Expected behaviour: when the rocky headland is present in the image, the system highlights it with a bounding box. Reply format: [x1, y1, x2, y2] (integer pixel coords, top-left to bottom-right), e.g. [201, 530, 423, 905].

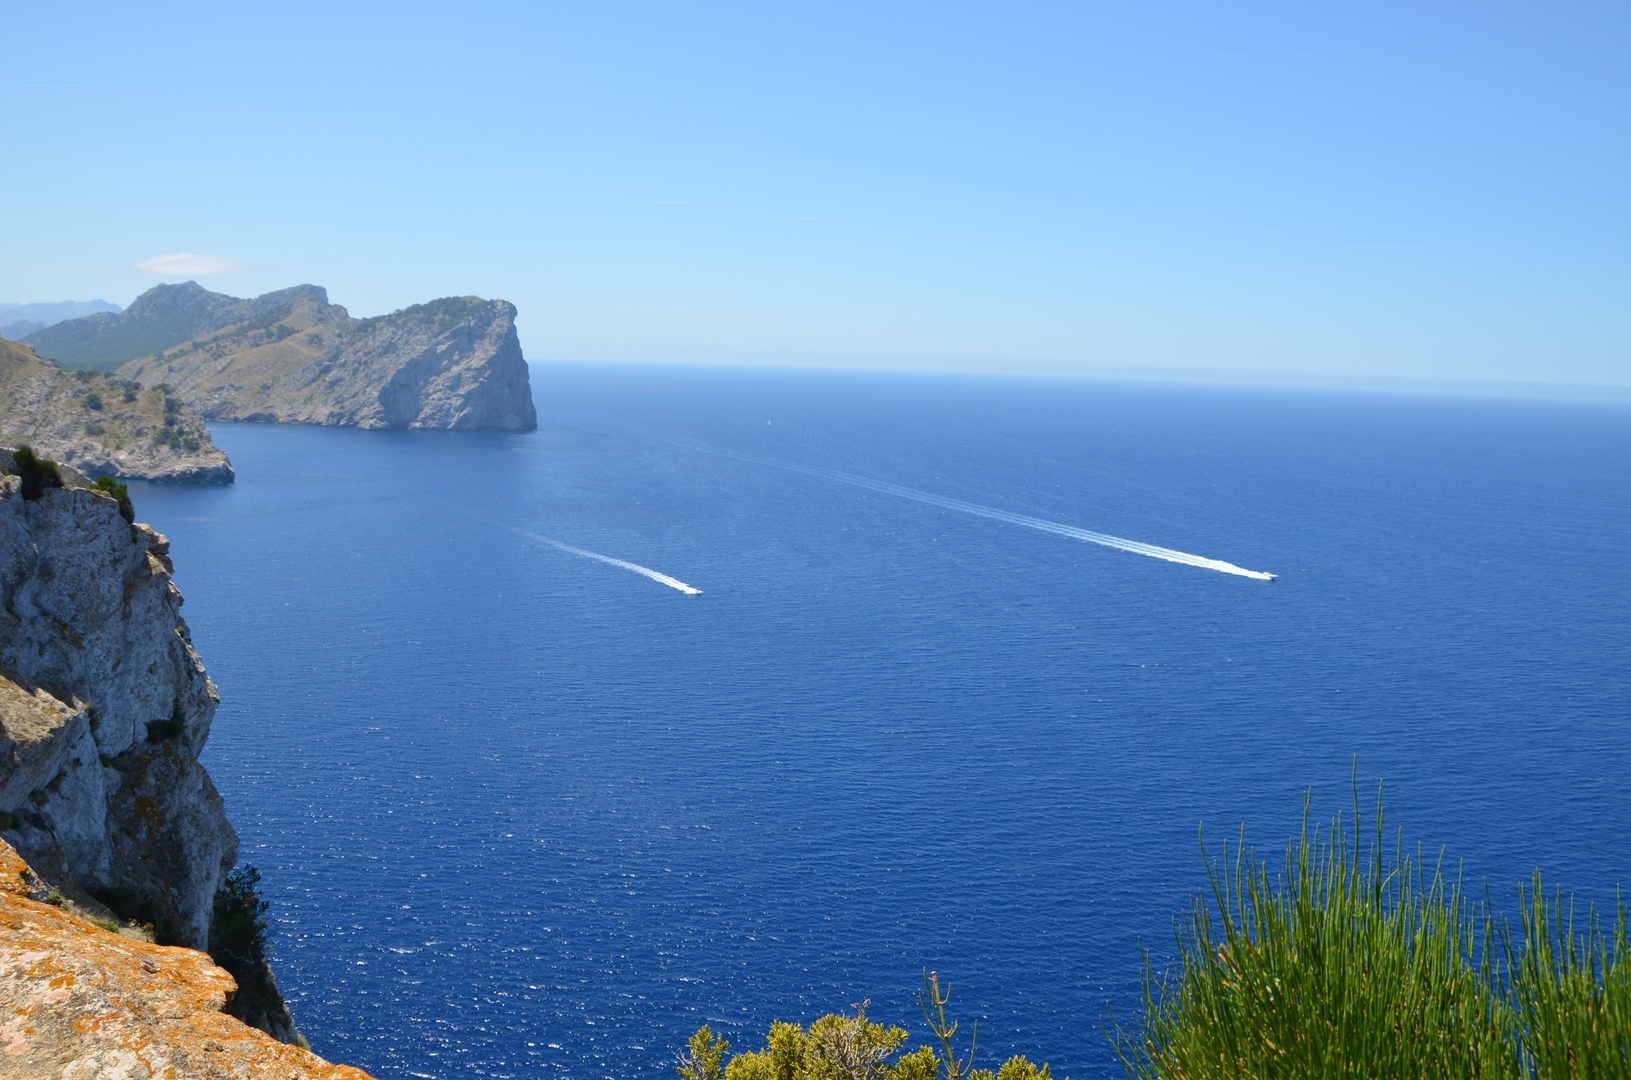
[0, 337, 234, 484]
[28, 281, 538, 432]
[0, 448, 374, 1075]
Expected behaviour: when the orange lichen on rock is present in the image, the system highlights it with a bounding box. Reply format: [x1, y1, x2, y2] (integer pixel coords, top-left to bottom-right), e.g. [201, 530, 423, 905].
[0, 838, 374, 1079]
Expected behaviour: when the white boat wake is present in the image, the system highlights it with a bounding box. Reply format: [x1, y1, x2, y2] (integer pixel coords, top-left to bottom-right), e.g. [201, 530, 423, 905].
[641, 432, 1276, 581]
[518, 530, 702, 594]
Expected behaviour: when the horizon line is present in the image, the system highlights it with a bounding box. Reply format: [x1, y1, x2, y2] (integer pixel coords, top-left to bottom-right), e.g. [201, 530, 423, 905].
[521, 355, 1631, 405]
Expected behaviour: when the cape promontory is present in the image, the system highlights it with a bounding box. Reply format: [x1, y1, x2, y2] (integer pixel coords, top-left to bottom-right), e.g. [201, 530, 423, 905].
[28, 282, 538, 432]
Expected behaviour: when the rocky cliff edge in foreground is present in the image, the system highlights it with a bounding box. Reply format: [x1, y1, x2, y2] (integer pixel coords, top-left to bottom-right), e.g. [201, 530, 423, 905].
[0, 465, 236, 951]
[0, 836, 375, 1079]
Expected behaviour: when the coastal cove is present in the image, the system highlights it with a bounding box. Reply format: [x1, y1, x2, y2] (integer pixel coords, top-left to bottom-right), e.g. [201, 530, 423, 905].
[134, 363, 1630, 1080]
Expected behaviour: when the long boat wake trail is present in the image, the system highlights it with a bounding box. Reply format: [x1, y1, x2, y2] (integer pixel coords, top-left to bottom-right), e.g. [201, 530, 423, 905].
[516, 530, 703, 594]
[638, 431, 1276, 581]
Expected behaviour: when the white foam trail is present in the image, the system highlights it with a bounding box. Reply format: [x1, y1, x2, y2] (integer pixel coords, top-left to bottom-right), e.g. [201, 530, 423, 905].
[519, 531, 702, 594]
[642, 432, 1276, 581]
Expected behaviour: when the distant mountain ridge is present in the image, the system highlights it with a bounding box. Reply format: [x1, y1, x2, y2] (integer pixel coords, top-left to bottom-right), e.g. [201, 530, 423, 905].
[0, 299, 120, 342]
[33, 283, 537, 432]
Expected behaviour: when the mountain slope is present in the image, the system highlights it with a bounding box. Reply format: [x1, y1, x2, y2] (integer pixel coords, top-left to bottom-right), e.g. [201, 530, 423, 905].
[0, 336, 233, 482]
[24, 283, 319, 373]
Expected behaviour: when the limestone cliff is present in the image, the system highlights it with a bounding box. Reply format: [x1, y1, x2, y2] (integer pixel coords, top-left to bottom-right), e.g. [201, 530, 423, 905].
[32, 281, 538, 431]
[0, 336, 235, 484]
[0, 836, 376, 1079]
[0, 459, 234, 953]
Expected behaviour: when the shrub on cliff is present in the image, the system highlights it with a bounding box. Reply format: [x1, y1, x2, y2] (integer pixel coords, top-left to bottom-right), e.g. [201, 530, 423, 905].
[211, 865, 271, 971]
[11, 445, 63, 500]
[210, 865, 293, 1033]
[209, 865, 304, 1045]
[90, 475, 134, 523]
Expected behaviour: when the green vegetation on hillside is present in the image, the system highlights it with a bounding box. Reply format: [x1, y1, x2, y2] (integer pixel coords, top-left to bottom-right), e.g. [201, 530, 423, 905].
[696, 793, 1628, 1080]
[365, 295, 480, 337]
[0, 335, 47, 386]
[210, 865, 273, 984]
[23, 281, 322, 372]
[1110, 788, 1629, 1079]
[5, 368, 209, 459]
[26, 306, 206, 372]
[0, 332, 223, 478]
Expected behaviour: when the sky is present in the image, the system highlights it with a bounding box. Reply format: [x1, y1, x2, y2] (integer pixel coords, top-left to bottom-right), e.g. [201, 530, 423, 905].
[3, 2, 1627, 390]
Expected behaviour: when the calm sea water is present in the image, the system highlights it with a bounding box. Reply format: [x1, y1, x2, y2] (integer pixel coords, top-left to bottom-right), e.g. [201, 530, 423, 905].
[131, 363, 1631, 1080]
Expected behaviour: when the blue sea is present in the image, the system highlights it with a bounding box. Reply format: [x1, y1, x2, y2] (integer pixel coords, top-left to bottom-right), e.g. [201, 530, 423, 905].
[130, 363, 1631, 1080]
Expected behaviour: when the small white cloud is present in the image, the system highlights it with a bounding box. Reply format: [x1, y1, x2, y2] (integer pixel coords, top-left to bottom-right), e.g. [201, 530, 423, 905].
[131, 252, 244, 277]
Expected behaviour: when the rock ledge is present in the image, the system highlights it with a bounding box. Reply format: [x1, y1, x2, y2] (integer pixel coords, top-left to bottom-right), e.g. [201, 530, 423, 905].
[0, 836, 375, 1079]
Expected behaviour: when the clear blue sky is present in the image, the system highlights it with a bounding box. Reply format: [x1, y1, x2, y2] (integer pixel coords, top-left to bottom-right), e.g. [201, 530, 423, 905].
[4, 2, 1627, 389]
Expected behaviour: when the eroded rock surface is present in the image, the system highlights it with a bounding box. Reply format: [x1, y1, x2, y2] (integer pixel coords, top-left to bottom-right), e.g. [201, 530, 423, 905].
[0, 836, 374, 1079]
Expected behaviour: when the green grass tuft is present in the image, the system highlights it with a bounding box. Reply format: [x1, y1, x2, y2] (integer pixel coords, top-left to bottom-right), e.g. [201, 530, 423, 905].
[1507, 877, 1631, 1078]
[1110, 785, 1629, 1080]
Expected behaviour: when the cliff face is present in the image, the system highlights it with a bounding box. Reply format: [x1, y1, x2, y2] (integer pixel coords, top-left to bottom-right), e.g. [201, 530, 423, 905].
[0, 337, 235, 484]
[0, 452, 380, 1075]
[114, 288, 538, 432]
[0, 836, 375, 1079]
[0, 465, 233, 949]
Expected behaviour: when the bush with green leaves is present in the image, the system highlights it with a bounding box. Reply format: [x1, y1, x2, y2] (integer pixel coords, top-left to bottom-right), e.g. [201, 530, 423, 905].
[11, 445, 63, 501]
[210, 864, 292, 1030]
[211, 865, 271, 971]
[679, 974, 1060, 1080]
